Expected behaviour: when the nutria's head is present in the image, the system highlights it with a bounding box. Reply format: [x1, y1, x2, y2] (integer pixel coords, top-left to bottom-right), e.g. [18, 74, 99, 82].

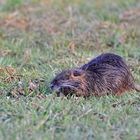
[50, 69, 90, 97]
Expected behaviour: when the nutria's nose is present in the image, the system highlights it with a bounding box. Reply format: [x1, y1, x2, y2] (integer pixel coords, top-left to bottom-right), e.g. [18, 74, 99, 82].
[50, 84, 54, 90]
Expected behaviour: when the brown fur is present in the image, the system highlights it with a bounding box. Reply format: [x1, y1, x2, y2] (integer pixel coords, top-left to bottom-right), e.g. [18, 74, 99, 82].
[50, 53, 140, 97]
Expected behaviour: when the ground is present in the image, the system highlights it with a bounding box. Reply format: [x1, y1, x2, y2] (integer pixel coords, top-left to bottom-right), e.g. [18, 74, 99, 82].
[0, 0, 140, 140]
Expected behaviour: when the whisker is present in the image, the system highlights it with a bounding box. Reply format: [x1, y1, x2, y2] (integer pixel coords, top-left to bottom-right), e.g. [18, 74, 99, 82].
[61, 84, 76, 89]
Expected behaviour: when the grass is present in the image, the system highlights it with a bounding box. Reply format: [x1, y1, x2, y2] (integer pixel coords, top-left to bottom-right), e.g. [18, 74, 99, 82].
[0, 0, 140, 139]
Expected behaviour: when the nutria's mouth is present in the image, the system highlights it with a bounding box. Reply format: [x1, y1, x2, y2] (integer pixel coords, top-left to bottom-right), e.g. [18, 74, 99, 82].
[55, 91, 65, 97]
[51, 84, 77, 97]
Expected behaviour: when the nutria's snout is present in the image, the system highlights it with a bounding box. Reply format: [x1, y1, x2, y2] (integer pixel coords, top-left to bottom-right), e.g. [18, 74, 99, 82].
[50, 53, 140, 97]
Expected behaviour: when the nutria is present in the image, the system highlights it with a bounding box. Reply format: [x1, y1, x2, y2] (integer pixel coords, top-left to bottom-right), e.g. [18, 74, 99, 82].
[50, 53, 140, 97]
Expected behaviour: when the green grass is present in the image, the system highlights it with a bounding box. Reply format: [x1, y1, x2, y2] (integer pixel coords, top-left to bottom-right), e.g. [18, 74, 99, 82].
[2, 0, 23, 11]
[0, 0, 140, 140]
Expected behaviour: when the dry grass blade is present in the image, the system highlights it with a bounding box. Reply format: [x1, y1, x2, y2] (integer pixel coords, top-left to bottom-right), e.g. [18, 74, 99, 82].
[77, 109, 92, 121]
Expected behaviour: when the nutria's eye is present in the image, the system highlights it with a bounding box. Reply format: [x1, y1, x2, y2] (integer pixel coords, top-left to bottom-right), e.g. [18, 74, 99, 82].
[73, 71, 81, 76]
[93, 63, 97, 67]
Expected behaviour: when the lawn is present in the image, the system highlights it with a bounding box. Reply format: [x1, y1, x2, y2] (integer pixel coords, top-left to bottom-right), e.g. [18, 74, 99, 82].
[0, 0, 140, 140]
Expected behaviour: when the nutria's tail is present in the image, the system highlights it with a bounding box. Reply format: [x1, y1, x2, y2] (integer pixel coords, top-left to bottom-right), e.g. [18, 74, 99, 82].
[134, 84, 140, 92]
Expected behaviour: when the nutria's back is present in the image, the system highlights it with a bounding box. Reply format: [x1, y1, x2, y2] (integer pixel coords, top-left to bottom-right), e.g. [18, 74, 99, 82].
[81, 53, 129, 71]
[51, 53, 139, 97]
